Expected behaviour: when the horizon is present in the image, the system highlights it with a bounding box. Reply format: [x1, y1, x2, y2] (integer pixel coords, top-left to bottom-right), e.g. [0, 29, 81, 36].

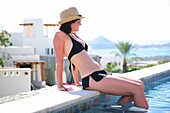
[1, 0, 170, 44]
[87, 36, 170, 45]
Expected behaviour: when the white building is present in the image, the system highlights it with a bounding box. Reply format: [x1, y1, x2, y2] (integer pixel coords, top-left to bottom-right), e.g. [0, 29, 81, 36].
[0, 19, 59, 88]
[9, 18, 58, 56]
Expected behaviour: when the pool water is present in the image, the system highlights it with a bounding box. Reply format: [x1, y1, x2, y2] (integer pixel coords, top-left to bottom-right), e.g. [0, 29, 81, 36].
[144, 77, 170, 113]
[83, 76, 170, 113]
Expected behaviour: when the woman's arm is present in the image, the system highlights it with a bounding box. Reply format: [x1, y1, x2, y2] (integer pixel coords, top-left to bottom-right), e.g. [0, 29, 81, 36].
[53, 32, 66, 90]
[71, 65, 82, 86]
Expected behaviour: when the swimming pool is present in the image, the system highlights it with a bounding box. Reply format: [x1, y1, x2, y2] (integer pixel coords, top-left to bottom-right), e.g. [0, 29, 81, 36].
[144, 76, 170, 113]
[82, 76, 170, 113]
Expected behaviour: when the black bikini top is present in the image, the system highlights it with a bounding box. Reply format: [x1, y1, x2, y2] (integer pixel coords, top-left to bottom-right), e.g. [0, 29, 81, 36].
[68, 34, 88, 61]
[67, 34, 88, 72]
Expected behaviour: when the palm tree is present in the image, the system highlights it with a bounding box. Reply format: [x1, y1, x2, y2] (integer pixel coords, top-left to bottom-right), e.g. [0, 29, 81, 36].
[113, 41, 136, 72]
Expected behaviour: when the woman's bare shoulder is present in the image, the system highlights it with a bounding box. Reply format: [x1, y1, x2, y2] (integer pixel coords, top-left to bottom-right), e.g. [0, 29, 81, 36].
[55, 31, 66, 37]
[53, 31, 67, 41]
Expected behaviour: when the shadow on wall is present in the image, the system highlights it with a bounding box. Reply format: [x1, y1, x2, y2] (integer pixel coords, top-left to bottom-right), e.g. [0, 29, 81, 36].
[40, 56, 72, 86]
[40, 55, 101, 86]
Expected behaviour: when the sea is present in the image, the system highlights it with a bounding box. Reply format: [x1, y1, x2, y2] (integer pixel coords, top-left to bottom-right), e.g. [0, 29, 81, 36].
[88, 47, 170, 58]
[89, 47, 170, 68]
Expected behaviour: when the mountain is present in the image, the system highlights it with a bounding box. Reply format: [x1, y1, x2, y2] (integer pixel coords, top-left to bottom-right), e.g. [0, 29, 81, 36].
[87, 36, 116, 49]
[88, 37, 170, 49]
[161, 42, 170, 47]
[134, 42, 170, 48]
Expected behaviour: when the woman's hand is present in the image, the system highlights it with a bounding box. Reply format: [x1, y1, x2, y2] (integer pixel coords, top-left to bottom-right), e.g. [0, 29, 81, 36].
[75, 81, 82, 86]
[58, 86, 73, 91]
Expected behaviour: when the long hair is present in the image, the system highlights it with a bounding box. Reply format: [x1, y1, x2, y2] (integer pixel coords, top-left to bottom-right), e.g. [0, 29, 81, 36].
[59, 19, 79, 34]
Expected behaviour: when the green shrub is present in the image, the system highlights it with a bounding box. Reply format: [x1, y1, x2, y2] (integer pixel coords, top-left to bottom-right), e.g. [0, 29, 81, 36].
[105, 61, 122, 73]
[158, 60, 170, 64]
[0, 58, 5, 67]
[0, 29, 12, 67]
[0, 30, 12, 47]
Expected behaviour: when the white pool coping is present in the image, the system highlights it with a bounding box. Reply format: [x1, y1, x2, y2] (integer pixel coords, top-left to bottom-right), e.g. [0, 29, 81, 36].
[0, 62, 170, 113]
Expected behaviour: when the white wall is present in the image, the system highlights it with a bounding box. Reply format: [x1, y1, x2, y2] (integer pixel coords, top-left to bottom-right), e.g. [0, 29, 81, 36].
[22, 19, 46, 55]
[0, 68, 31, 97]
[10, 33, 23, 46]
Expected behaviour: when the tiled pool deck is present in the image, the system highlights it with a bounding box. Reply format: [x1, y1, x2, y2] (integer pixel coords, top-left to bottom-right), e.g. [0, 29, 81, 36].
[0, 62, 170, 113]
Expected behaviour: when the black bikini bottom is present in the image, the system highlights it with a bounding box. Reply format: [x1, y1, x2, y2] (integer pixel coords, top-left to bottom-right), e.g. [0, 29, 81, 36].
[82, 70, 107, 90]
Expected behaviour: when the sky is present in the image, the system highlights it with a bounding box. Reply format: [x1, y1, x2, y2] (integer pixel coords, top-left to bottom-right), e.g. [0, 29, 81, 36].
[1, 0, 170, 45]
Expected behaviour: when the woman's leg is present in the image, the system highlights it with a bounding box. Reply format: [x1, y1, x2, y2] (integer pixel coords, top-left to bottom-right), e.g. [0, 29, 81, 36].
[116, 75, 145, 88]
[117, 95, 133, 105]
[115, 75, 145, 104]
[87, 75, 148, 109]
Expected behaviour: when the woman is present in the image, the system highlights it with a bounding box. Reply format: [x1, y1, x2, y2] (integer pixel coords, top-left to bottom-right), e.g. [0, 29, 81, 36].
[53, 7, 149, 109]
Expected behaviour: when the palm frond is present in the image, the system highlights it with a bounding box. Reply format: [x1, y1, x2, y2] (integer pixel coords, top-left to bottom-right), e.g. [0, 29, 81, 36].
[113, 40, 136, 72]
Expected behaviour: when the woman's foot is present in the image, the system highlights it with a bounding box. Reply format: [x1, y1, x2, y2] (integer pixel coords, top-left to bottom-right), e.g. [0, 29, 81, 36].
[127, 106, 148, 112]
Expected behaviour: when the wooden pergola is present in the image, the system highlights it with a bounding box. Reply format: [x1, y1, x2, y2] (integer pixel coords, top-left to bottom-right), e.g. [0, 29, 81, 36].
[43, 24, 59, 37]
[19, 23, 33, 26]
[43, 24, 59, 26]
[19, 23, 59, 26]
[20, 23, 59, 37]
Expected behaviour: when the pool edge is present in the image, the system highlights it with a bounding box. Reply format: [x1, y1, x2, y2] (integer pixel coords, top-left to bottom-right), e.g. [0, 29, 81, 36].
[0, 62, 170, 113]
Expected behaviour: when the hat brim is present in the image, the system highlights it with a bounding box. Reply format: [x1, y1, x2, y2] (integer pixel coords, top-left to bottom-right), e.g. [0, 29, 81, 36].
[58, 16, 85, 25]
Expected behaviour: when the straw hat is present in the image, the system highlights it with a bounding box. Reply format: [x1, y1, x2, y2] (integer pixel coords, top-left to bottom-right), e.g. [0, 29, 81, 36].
[58, 7, 85, 25]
